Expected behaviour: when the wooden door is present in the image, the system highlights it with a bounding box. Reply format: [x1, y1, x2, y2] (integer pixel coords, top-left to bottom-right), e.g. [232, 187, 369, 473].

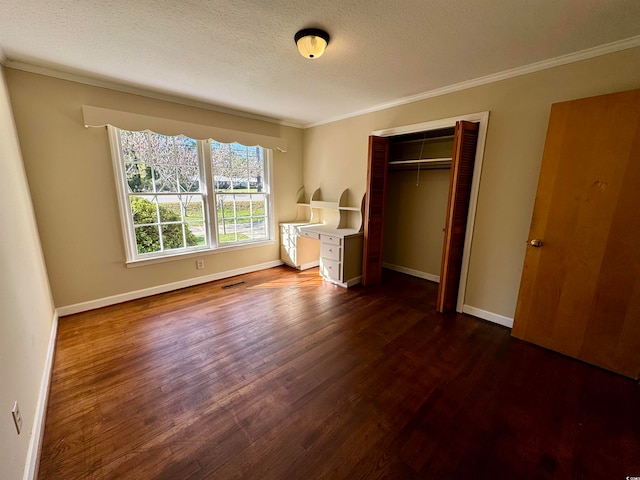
[436, 121, 479, 313]
[362, 136, 389, 286]
[512, 89, 640, 379]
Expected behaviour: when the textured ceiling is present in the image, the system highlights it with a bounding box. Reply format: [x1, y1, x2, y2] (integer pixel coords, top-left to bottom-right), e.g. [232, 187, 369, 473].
[1, 0, 640, 127]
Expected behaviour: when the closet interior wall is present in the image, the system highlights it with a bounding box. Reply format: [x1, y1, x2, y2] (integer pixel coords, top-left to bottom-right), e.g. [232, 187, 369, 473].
[383, 128, 455, 281]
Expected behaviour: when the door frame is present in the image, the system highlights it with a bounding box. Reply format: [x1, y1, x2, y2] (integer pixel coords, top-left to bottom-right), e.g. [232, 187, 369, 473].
[371, 111, 489, 312]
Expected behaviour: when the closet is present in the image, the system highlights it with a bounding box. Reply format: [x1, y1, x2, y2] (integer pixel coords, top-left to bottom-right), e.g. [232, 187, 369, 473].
[363, 120, 480, 313]
[384, 127, 454, 284]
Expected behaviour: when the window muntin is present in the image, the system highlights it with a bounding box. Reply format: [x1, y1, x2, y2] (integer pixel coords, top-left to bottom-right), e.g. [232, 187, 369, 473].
[111, 128, 272, 262]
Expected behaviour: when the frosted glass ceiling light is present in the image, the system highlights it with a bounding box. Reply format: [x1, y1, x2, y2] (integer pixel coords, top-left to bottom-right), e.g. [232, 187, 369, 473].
[294, 28, 330, 59]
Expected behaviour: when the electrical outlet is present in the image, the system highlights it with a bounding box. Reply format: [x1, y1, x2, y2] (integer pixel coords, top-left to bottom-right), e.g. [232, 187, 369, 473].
[12, 401, 22, 434]
[196, 259, 205, 270]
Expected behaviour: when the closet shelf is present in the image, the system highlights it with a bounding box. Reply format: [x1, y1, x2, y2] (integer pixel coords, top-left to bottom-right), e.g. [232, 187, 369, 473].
[389, 157, 452, 170]
[393, 135, 455, 145]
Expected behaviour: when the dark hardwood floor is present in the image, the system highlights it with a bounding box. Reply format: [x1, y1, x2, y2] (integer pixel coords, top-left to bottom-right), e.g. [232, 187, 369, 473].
[38, 267, 640, 479]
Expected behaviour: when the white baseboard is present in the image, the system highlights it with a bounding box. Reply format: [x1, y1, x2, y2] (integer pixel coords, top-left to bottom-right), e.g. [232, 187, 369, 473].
[321, 275, 362, 289]
[57, 260, 283, 317]
[344, 275, 362, 288]
[382, 263, 512, 328]
[23, 310, 58, 480]
[462, 305, 514, 328]
[382, 262, 440, 283]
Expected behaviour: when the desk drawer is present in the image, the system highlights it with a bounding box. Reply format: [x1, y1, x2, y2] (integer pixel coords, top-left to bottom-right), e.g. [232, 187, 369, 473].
[298, 229, 320, 240]
[321, 243, 341, 261]
[321, 258, 341, 282]
[321, 234, 341, 246]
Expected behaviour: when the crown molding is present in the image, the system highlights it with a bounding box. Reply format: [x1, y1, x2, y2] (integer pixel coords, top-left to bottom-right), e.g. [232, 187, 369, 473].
[4, 34, 640, 130]
[305, 35, 640, 128]
[2, 60, 305, 129]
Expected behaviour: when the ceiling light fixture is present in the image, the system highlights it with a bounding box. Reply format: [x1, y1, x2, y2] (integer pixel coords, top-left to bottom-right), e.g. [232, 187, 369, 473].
[294, 28, 330, 59]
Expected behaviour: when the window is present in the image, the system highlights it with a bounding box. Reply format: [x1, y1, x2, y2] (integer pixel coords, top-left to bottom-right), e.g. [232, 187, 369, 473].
[109, 127, 273, 263]
[211, 141, 268, 245]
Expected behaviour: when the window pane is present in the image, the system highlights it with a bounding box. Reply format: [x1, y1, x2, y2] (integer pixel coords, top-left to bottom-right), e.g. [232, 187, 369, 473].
[211, 142, 232, 191]
[149, 133, 174, 165]
[175, 136, 198, 166]
[153, 165, 177, 192]
[120, 131, 149, 164]
[187, 222, 205, 246]
[218, 221, 239, 244]
[232, 178, 249, 192]
[235, 199, 250, 219]
[158, 197, 183, 222]
[125, 162, 154, 193]
[217, 195, 235, 220]
[248, 147, 264, 191]
[135, 225, 161, 253]
[213, 175, 230, 190]
[211, 141, 257, 193]
[251, 219, 267, 238]
[130, 196, 159, 225]
[178, 164, 200, 192]
[161, 224, 185, 250]
[183, 197, 204, 221]
[251, 195, 265, 216]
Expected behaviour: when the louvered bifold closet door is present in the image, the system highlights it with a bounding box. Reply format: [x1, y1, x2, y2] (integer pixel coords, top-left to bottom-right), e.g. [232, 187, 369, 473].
[436, 121, 479, 313]
[362, 135, 390, 286]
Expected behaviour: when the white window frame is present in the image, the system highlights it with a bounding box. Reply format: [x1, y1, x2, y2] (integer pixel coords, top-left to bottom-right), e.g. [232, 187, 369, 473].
[108, 126, 275, 265]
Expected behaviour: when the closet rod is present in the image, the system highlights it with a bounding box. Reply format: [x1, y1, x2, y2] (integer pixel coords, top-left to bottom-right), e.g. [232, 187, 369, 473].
[388, 158, 451, 172]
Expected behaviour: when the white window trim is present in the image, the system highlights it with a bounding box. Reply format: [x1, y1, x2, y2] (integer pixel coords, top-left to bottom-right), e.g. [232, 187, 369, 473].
[107, 126, 276, 266]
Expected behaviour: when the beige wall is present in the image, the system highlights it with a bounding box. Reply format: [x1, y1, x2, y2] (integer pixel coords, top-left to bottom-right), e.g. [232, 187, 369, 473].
[5, 69, 304, 308]
[304, 47, 640, 319]
[0, 67, 55, 480]
[384, 168, 449, 277]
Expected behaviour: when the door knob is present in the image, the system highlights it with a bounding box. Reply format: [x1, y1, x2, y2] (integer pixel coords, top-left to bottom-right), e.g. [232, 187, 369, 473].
[530, 239, 543, 247]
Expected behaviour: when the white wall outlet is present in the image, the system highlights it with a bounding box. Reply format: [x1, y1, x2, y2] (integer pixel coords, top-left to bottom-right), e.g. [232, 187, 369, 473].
[196, 259, 205, 270]
[12, 401, 22, 434]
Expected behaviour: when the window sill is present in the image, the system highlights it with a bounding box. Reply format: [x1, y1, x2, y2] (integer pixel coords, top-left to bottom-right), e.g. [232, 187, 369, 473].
[125, 239, 277, 268]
